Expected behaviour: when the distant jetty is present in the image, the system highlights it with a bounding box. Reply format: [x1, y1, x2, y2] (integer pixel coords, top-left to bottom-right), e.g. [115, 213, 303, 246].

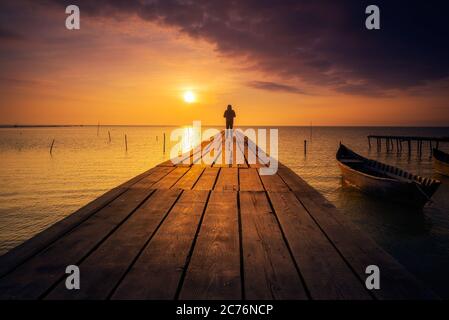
[368, 134, 449, 156]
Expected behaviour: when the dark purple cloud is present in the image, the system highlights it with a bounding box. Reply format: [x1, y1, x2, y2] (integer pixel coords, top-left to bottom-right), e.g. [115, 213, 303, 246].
[0, 28, 23, 41]
[9, 0, 449, 96]
[247, 81, 306, 95]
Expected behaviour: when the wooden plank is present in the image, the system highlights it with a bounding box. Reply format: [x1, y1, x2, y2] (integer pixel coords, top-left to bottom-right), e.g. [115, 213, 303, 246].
[151, 167, 190, 189]
[0, 186, 158, 299]
[194, 135, 222, 167]
[112, 190, 209, 299]
[175, 138, 215, 166]
[212, 139, 228, 167]
[130, 166, 175, 189]
[245, 136, 268, 168]
[157, 139, 210, 167]
[45, 189, 182, 300]
[180, 191, 241, 299]
[0, 188, 126, 279]
[267, 191, 371, 300]
[0, 166, 169, 278]
[214, 167, 239, 191]
[240, 191, 308, 299]
[193, 138, 220, 165]
[194, 167, 220, 191]
[260, 173, 290, 192]
[188, 132, 223, 166]
[276, 166, 315, 194]
[239, 168, 264, 191]
[172, 166, 204, 190]
[236, 134, 250, 168]
[157, 160, 175, 167]
[158, 142, 209, 167]
[231, 136, 247, 168]
[277, 166, 438, 299]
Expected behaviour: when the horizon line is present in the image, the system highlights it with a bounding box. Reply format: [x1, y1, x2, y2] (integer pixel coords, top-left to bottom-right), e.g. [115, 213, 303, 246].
[1, 124, 449, 128]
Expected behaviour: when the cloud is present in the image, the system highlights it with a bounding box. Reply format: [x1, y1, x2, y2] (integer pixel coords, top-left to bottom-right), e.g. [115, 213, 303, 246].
[0, 27, 23, 41]
[247, 81, 306, 95]
[26, 0, 449, 96]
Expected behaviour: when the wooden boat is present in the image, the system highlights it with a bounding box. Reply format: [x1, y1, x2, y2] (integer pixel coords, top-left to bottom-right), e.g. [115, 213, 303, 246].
[433, 148, 449, 176]
[336, 144, 440, 207]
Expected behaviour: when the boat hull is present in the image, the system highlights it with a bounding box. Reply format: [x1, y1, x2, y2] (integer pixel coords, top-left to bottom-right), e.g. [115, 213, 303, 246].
[337, 162, 429, 207]
[434, 157, 449, 176]
[433, 149, 449, 176]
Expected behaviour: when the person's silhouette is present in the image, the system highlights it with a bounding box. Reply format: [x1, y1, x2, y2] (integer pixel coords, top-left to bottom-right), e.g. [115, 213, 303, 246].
[223, 105, 236, 129]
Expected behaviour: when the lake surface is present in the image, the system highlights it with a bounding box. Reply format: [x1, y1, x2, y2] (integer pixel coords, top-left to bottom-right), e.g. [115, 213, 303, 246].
[1, 126, 449, 297]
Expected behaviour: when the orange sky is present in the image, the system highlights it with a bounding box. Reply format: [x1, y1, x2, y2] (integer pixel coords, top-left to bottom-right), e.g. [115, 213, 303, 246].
[1, 3, 449, 126]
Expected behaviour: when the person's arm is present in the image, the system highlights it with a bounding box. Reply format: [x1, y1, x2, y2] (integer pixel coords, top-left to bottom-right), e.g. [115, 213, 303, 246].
[223, 111, 227, 118]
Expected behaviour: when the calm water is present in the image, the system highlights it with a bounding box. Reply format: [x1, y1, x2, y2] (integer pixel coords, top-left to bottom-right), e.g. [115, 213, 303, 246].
[1, 126, 449, 297]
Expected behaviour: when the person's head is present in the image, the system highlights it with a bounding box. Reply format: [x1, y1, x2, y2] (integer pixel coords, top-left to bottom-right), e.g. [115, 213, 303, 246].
[227, 104, 232, 110]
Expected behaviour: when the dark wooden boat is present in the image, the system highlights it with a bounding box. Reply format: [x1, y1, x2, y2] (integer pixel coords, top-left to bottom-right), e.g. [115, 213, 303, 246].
[336, 144, 440, 207]
[433, 148, 449, 176]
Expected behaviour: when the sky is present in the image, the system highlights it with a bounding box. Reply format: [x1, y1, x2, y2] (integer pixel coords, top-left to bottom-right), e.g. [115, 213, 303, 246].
[1, 0, 449, 126]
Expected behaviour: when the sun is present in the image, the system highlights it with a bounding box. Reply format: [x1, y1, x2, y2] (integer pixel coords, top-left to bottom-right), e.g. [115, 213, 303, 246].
[183, 91, 196, 104]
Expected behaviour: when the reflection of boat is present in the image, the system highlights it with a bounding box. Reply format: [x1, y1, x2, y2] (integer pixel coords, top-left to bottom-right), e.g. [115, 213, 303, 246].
[433, 148, 449, 176]
[336, 144, 440, 208]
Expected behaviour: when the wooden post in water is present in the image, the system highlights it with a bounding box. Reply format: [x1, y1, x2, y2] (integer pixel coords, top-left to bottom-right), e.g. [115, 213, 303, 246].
[125, 134, 128, 152]
[97, 122, 100, 136]
[310, 122, 312, 141]
[417, 140, 421, 158]
[304, 140, 307, 155]
[407, 140, 411, 155]
[49, 139, 55, 155]
[108, 131, 111, 143]
[368, 137, 371, 149]
[163, 133, 166, 153]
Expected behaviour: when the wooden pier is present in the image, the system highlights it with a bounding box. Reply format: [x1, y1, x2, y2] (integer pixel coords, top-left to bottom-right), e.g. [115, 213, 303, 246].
[0, 131, 437, 300]
[368, 135, 449, 156]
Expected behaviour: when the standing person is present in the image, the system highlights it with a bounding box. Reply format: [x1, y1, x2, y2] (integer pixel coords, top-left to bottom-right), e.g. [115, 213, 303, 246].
[223, 104, 236, 129]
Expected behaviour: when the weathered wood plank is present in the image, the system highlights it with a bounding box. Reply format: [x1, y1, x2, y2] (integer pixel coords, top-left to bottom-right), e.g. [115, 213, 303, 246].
[151, 167, 190, 189]
[112, 190, 209, 299]
[260, 173, 290, 192]
[0, 186, 158, 299]
[244, 134, 268, 168]
[230, 136, 247, 168]
[180, 191, 241, 299]
[172, 166, 204, 190]
[176, 138, 216, 166]
[239, 168, 264, 192]
[194, 167, 220, 191]
[45, 189, 182, 300]
[214, 167, 239, 191]
[130, 166, 175, 190]
[277, 166, 438, 299]
[235, 134, 250, 168]
[240, 191, 308, 299]
[0, 166, 170, 279]
[194, 135, 222, 167]
[212, 139, 228, 168]
[267, 191, 371, 300]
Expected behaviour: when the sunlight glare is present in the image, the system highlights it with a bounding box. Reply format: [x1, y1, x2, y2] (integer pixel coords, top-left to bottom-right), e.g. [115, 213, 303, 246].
[183, 91, 196, 104]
